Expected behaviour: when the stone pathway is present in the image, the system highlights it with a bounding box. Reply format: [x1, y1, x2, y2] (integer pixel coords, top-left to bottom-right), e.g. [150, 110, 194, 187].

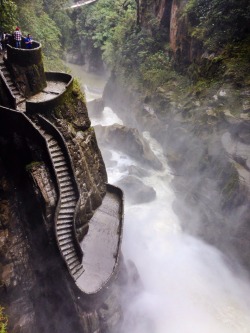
[27, 81, 67, 103]
[76, 188, 122, 294]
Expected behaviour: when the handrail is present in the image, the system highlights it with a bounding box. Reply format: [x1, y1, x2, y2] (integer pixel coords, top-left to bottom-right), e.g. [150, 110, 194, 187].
[37, 114, 83, 260]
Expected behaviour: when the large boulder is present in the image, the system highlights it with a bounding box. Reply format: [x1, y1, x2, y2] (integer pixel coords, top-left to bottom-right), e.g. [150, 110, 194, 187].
[94, 124, 163, 170]
[115, 175, 156, 204]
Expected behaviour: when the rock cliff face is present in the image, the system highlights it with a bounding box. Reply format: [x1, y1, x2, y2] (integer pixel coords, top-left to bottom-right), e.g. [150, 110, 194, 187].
[140, 0, 198, 66]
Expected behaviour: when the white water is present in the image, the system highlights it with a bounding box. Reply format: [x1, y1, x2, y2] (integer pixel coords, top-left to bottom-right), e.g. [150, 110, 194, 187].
[69, 64, 250, 332]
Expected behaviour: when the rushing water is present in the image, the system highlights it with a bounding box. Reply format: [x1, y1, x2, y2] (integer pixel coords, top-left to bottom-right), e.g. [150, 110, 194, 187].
[67, 63, 250, 333]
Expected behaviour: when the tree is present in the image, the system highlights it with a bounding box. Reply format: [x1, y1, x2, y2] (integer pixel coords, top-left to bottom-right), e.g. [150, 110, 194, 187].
[0, 0, 17, 32]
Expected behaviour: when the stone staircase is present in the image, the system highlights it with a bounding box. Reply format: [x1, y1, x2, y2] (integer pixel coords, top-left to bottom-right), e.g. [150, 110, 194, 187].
[0, 61, 26, 111]
[35, 121, 84, 281]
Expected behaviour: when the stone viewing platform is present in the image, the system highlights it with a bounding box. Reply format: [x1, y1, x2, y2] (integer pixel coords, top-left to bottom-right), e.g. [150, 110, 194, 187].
[77, 184, 123, 294]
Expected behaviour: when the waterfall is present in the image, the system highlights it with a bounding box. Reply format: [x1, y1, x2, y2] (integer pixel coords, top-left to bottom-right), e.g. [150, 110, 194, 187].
[67, 63, 250, 333]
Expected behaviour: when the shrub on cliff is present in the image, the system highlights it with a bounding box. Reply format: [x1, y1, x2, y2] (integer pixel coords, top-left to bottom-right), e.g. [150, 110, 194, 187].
[0, 306, 7, 333]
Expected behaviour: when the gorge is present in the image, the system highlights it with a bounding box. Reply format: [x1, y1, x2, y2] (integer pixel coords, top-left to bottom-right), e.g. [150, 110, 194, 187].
[0, 0, 250, 332]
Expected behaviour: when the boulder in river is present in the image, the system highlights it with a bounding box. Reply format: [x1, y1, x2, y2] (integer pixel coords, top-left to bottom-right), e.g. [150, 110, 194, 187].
[115, 175, 156, 204]
[94, 124, 163, 170]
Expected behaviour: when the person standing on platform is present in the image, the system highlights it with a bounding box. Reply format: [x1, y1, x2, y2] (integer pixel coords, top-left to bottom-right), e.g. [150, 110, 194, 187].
[24, 34, 32, 49]
[13, 27, 22, 48]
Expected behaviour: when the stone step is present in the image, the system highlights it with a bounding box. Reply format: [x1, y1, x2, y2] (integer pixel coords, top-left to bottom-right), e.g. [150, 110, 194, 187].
[61, 243, 73, 251]
[57, 212, 73, 219]
[48, 139, 58, 146]
[57, 224, 72, 231]
[61, 201, 76, 208]
[58, 172, 71, 181]
[73, 267, 84, 280]
[56, 165, 68, 173]
[61, 197, 76, 205]
[57, 216, 73, 222]
[72, 264, 83, 277]
[58, 233, 72, 241]
[54, 161, 67, 168]
[60, 186, 74, 194]
[69, 261, 80, 272]
[45, 134, 54, 141]
[59, 207, 75, 214]
[57, 218, 72, 224]
[63, 249, 77, 260]
[57, 228, 72, 236]
[51, 150, 63, 157]
[67, 256, 79, 266]
[59, 238, 73, 246]
[52, 156, 65, 163]
[56, 170, 70, 178]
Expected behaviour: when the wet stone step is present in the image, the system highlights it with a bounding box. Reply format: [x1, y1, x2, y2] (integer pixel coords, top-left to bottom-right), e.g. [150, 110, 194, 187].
[56, 166, 68, 173]
[67, 254, 78, 263]
[60, 188, 75, 195]
[48, 139, 58, 146]
[72, 264, 83, 276]
[57, 218, 73, 224]
[56, 171, 70, 178]
[45, 134, 54, 140]
[52, 156, 65, 162]
[58, 233, 72, 240]
[57, 219, 72, 225]
[51, 152, 64, 159]
[59, 177, 72, 183]
[73, 268, 84, 281]
[59, 181, 73, 188]
[64, 250, 77, 260]
[59, 207, 75, 214]
[57, 229, 72, 236]
[57, 213, 73, 219]
[54, 160, 67, 166]
[61, 197, 76, 204]
[61, 243, 73, 251]
[58, 176, 71, 182]
[61, 202, 76, 209]
[57, 225, 72, 231]
[69, 261, 79, 271]
[68, 261, 80, 271]
[59, 238, 73, 246]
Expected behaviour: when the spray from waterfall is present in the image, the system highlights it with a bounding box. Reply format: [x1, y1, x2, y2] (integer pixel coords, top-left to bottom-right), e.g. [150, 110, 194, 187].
[67, 62, 250, 333]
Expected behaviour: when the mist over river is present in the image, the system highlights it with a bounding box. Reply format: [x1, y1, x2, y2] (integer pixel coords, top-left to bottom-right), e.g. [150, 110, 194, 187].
[67, 63, 250, 332]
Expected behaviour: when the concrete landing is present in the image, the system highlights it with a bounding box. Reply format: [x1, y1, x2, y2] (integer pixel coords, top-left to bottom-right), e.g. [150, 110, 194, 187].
[76, 185, 123, 294]
[27, 80, 67, 103]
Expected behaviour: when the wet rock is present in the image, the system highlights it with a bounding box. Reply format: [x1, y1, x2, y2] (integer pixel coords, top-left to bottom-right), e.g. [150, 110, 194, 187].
[87, 98, 104, 118]
[94, 124, 163, 170]
[115, 175, 156, 204]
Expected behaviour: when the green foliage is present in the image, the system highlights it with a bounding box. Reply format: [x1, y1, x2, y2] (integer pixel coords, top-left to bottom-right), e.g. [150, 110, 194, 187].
[184, 0, 250, 51]
[25, 161, 43, 172]
[0, 306, 8, 333]
[11, 0, 65, 71]
[0, 0, 17, 32]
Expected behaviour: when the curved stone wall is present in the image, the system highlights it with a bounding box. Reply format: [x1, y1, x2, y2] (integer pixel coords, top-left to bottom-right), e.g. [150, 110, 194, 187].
[5, 41, 46, 97]
[26, 72, 73, 114]
[7, 41, 42, 67]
